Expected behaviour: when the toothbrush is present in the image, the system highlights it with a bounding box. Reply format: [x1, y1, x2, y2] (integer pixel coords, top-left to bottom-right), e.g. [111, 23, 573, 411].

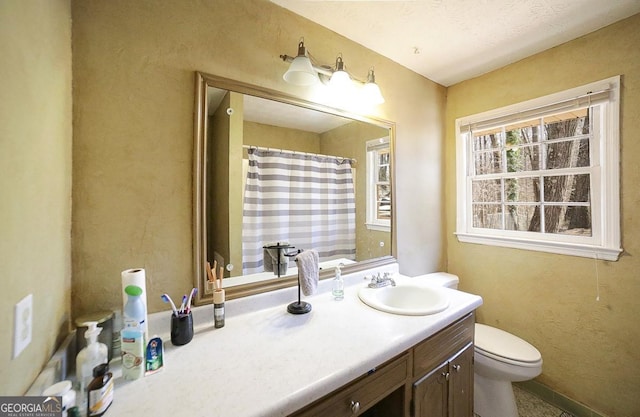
[186, 287, 198, 313]
[179, 295, 187, 314]
[160, 294, 178, 316]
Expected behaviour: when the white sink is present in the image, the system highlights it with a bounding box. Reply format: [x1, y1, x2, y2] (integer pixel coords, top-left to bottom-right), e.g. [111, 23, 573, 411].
[358, 284, 450, 316]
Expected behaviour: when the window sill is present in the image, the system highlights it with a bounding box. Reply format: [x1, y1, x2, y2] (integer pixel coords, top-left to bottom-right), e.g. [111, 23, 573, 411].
[366, 223, 391, 232]
[455, 232, 622, 261]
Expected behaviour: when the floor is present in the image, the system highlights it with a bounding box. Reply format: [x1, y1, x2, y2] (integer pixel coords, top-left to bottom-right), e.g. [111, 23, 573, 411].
[474, 385, 575, 417]
[514, 386, 575, 417]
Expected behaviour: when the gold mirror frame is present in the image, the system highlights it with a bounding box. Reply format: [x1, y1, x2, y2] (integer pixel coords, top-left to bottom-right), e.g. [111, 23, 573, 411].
[192, 71, 397, 305]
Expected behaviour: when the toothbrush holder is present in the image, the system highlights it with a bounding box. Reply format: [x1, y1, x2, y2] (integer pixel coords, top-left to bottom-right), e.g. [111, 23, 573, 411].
[170, 312, 193, 346]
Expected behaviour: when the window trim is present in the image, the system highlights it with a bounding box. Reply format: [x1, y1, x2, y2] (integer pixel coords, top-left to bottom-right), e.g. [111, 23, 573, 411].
[455, 76, 621, 261]
[366, 137, 391, 232]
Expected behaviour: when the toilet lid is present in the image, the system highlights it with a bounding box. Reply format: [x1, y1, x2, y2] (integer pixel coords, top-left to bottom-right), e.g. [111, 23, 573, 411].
[475, 323, 541, 363]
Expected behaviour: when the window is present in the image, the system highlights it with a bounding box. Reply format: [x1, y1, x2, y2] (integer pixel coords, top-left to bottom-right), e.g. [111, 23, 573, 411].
[366, 137, 391, 231]
[455, 76, 621, 260]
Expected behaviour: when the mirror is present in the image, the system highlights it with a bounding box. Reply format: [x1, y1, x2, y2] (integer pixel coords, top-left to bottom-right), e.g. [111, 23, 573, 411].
[193, 72, 396, 304]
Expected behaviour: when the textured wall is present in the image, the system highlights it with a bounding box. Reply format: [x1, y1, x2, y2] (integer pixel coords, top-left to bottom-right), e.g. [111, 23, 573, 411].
[71, 0, 446, 317]
[0, 0, 72, 394]
[445, 14, 640, 417]
[319, 121, 392, 261]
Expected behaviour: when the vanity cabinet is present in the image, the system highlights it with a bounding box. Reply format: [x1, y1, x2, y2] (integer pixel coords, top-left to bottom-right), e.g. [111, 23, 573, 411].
[289, 313, 475, 417]
[412, 344, 473, 417]
[412, 314, 474, 417]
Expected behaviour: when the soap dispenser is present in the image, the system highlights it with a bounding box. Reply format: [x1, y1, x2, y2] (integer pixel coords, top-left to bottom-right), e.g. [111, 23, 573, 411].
[75, 322, 108, 413]
[332, 263, 344, 300]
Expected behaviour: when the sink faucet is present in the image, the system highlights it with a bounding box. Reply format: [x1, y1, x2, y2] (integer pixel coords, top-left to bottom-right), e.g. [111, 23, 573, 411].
[368, 272, 396, 288]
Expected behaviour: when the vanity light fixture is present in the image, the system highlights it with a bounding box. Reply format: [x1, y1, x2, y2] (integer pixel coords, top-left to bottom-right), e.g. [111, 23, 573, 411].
[280, 38, 385, 104]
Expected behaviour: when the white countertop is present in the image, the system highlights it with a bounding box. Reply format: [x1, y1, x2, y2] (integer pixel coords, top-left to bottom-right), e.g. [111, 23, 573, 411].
[108, 264, 482, 417]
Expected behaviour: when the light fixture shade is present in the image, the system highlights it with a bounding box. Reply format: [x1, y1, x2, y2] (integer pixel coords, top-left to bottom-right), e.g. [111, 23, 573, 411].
[283, 55, 317, 86]
[362, 68, 385, 104]
[329, 70, 351, 89]
[362, 82, 385, 104]
[329, 55, 352, 89]
[283, 40, 318, 86]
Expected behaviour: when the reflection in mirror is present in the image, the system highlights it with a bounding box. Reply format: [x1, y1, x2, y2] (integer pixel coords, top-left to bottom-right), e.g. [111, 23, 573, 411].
[193, 72, 396, 304]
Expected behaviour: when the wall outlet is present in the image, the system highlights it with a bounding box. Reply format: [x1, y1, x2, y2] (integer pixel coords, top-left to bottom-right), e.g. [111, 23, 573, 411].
[13, 293, 33, 359]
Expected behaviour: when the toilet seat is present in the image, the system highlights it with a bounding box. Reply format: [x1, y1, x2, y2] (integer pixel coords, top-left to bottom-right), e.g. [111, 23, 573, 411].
[475, 323, 542, 367]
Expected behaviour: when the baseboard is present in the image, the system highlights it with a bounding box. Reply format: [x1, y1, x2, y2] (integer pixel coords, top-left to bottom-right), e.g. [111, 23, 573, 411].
[514, 380, 606, 417]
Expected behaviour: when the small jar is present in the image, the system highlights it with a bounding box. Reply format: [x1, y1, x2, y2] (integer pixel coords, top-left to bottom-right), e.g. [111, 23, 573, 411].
[87, 363, 113, 416]
[42, 380, 76, 413]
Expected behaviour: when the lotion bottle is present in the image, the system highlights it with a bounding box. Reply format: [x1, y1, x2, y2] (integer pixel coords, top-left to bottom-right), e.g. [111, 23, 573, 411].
[121, 327, 145, 380]
[332, 263, 344, 300]
[75, 322, 108, 413]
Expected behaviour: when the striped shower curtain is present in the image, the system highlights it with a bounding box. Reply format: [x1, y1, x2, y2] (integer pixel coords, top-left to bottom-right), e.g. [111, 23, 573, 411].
[242, 148, 356, 275]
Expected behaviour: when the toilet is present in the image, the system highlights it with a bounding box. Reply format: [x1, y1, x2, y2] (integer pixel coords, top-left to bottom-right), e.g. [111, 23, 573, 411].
[474, 323, 542, 417]
[412, 272, 543, 417]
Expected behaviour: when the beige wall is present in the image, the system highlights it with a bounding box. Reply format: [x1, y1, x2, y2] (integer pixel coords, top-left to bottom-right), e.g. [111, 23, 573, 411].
[445, 14, 640, 417]
[320, 121, 392, 261]
[0, 0, 72, 394]
[244, 121, 321, 152]
[71, 0, 446, 316]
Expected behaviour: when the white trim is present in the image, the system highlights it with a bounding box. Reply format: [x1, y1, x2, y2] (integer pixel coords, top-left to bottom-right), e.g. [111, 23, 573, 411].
[366, 137, 391, 232]
[455, 232, 622, 261]
[455, 76, 622, 261]
[365, 222, 391, 232]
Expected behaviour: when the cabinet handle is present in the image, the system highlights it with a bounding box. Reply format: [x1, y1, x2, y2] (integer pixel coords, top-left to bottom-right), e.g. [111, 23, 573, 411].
[452, 364, 461, 372]
[350, 400, 361, 414]
[441, 371, 450, 381]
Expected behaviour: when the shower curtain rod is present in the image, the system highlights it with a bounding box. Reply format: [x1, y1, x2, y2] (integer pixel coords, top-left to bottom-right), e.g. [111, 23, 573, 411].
[242, 145, 357, 164]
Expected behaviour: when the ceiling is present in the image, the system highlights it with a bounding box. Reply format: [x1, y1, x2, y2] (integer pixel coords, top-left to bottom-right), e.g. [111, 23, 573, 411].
[271, 0, 640, 86]
[208, 87, 353, 133]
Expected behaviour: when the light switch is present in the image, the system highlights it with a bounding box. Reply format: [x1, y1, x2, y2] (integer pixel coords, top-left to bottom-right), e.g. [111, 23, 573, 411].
[13, 294, 33, 359]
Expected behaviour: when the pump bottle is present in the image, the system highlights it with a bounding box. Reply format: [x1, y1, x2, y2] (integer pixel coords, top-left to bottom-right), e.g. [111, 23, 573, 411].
[332, 263, 344, 300]
[75, 322, 108, 413]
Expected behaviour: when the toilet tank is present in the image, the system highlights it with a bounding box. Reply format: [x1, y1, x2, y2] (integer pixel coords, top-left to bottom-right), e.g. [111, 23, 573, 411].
[411, 272, 459, 289]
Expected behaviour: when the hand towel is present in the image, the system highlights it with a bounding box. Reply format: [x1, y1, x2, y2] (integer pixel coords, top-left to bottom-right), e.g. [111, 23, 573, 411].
[296, 249, 319, 296]
[263, 241, 289, 273]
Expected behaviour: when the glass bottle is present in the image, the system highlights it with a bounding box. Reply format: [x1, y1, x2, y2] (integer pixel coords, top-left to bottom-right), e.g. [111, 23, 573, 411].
[87, 363, 113, 417]
[332, 263, 344, 300]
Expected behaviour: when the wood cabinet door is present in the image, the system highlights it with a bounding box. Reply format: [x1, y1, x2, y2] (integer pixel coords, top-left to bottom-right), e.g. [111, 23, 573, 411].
[448, 344, 474, 417]
[413, 361, 448, 417]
